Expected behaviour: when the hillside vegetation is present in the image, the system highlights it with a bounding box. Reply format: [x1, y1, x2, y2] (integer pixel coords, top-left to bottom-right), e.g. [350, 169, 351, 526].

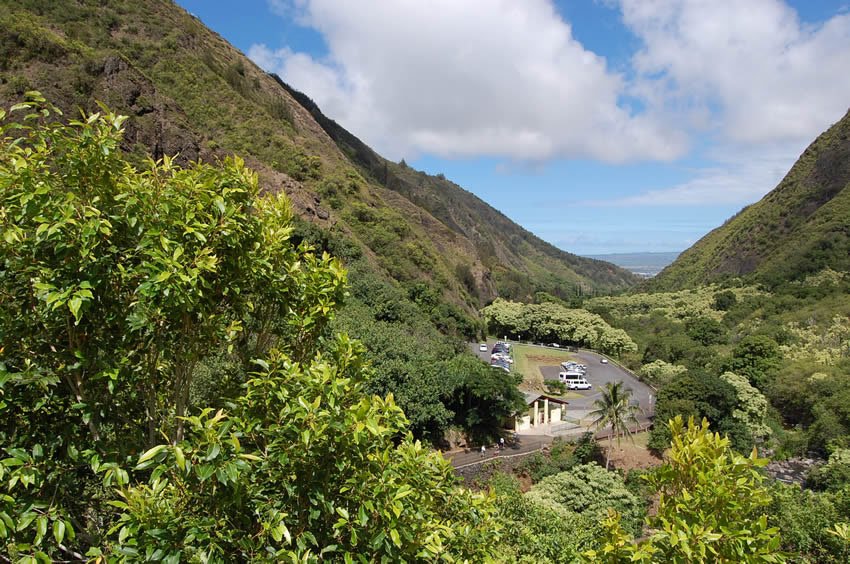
[0, 0, 636, 321]
[651, 107, 850, 291]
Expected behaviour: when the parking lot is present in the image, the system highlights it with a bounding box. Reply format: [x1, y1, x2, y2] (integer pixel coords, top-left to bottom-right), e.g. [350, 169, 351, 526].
[539, 349, 654, 417]
[473, 342, 655, 418]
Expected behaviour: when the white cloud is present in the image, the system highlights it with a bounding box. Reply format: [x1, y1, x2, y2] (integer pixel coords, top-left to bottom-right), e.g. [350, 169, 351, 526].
[620, 0, 850, 145]
[250, 0, 686, 162]
[251, 0, 850, 211]
[586, 140, 805, 206]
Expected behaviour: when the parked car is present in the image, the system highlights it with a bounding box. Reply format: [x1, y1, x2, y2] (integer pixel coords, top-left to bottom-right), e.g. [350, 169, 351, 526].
[560, 373, 591, 389]
[479, 343, 488, 352]
[490, 360, 510, 372]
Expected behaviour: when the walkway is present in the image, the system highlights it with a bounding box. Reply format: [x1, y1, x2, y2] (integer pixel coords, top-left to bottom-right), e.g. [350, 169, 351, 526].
[444, 420, 654, 468]
[444, 435, 551, 468]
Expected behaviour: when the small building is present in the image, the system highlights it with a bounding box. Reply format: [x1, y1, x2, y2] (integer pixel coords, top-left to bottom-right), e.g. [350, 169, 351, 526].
[514, 392, 570, 432]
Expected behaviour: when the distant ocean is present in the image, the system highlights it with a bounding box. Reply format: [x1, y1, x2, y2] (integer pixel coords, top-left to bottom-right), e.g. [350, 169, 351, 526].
[585, 251, 681, 278]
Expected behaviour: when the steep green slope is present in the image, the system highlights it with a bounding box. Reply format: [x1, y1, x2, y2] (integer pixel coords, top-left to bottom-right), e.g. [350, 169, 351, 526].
[651, 108, 850, 291]
[0, 0, 637, 320]
[280, 78, 635, 297]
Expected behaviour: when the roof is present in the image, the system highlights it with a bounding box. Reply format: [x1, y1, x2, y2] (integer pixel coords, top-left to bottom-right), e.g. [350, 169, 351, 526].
[522, 391, 569, 406]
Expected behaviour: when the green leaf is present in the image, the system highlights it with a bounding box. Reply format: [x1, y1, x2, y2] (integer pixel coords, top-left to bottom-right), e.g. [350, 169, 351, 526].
[53, 519, 65, 544]
[68, 296, 83, 323]
[173, 446, 186, 471]
[205, 443, 221, 461]
[36, 515, 48, 543]
[136, 444, 168, 468]
[390, 528, 401, 548]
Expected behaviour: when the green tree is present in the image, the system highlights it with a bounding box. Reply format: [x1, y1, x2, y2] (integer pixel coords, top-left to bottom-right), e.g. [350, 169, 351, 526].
[713, 289, 738, 311]
[526, 463, 645, 536]
[109, 340, 498, 562]
[648, 370, 747, 453]
[726, 335, 781, 389]
[489, 473, 599, 563]
[0, 96, 498, 560]
[719, 371, 772, 442]
[639, 359, 687, 388]
[685, 316, 728, 346]
[808, 448, 850, 492]
[585, 416, 783, 563]
[589, 382, 641, 469]
[767, 482, 846, 562]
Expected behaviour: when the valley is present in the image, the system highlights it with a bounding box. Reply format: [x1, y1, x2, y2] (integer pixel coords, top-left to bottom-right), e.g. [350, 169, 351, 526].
[1, 1, 849, 562]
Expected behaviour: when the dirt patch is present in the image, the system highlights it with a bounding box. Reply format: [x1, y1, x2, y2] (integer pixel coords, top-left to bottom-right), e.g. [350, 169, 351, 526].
[603, 441, 663, 472]
[526, 354, 572, 364]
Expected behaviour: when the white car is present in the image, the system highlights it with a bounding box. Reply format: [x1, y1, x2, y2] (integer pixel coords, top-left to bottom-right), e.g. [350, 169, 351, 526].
[601, 358, 609, 364]
[568, 379, 592, 390]
[479, 343, 488, 352]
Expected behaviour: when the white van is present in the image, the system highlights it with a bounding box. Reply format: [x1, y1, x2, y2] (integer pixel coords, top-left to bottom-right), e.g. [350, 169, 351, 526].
[559, 372, 591, 390]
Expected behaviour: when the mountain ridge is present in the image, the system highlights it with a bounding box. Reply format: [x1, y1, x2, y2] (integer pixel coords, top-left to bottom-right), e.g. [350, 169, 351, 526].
[0, 0, 638, 318]
[649, 107, 850, 291]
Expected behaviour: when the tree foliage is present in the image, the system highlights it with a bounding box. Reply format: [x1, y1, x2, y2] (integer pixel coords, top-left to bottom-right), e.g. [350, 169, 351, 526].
[648, 370, 751, 453]
[481, 299, 637, 356]
[586, 416, 783, 563]
[526, 463, 645, 536]
[726, 335, 781, 390]
[109, 341, 498, 562]
[720, 371, 772, 442]
[639, 359, 687, 388]
[0, 97, 499, 561]
[489, 472, 600, 563]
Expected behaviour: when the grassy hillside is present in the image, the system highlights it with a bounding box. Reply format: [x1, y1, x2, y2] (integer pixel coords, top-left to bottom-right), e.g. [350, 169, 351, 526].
[650, 108, 850, 291]
[0, 0, 637, 323]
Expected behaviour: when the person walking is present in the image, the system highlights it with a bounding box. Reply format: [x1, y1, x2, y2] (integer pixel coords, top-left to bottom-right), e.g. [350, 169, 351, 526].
[499, 437, 505, 450]
[480, 445, 486, 457]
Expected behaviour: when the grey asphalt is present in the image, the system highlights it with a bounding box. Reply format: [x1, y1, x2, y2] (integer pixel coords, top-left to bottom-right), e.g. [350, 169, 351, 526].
[469, 342, 655, 418]
[540, 350, 655, 418]
[443, 434, 551, 468]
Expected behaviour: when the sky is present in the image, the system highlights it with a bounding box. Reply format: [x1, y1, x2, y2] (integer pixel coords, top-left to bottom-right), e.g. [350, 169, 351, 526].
[176, 0, 850, 255]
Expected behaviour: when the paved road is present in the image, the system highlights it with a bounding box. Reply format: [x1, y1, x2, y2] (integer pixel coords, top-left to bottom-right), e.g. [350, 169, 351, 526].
[469, 340, 495, 363]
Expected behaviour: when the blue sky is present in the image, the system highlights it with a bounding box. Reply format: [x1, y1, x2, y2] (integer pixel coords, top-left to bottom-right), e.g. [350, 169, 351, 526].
[177, 0, 850, 255]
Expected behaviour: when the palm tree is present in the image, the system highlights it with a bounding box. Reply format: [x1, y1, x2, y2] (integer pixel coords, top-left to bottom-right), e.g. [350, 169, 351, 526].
[589, 381, 641, 469]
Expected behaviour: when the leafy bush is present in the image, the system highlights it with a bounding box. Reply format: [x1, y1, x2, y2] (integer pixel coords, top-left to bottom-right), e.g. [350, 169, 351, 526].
[768, 483, 846, 562]
[586, 417, 783, 563]
[489, 473, 600, 563]
[0, 97, 499, 561]
[808, 449, 850, 492]
[526, 463, 645, 536]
